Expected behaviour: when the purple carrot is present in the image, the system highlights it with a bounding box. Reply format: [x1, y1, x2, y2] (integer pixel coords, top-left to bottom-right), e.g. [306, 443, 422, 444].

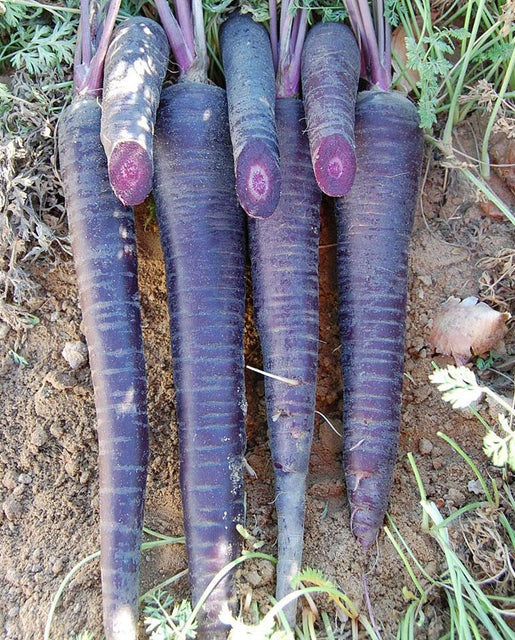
[57, 2, 148, 638]
[220, 10, 281, 218]
[301, 20, 360, 197]
[248, 0, 320, 624]
[153, 1, 246, 636]
[336, 0, 424, 548]
[100, 16, 169, 206]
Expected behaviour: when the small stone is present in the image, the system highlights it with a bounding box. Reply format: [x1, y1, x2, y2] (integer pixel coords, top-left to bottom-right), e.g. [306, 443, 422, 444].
[418, 438, 433, 455]
[245, 570, 262, 587]
[45, 370, 76, 390]
[51, 558, 65, 575]
[17, 473, 32, 485]
[5, 568, 18, 584]
[50, 423, 64, 439]
[0, 321, 9, 341]
[3, 496, 22, 521]
[468, 479, 484, 495]
[413, 385, 432, 404]
[432, 458, 444, 471]
[30, 427, 48, 447]
[64, 459, 78, 477]
[2, 470, 18, 490]
[257, 560, 274, 584]
[62, 341, 88, 370]
[447, 488, 466, 505]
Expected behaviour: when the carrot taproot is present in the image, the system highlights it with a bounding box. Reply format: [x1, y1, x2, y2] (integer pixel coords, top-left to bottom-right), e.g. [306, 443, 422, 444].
[220, 10, 281, 219]
[57, 3, 149, 637]
[100, 16, 169, 206]
[248, 1, 320, 623]
[301, 20, 360, 197]
[335, 0, 424, 548]
[153, 1, 246, 636]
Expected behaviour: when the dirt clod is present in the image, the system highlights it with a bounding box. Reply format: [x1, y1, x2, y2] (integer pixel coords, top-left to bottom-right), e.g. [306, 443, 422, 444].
[61, 340, 88, 369]
[2, 496, 23, 521]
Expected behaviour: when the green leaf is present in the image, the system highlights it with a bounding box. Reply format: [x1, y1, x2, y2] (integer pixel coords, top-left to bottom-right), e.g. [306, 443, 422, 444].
[482, 414, 515, 471]
[0, 1, 30, 28]
[429, 365, 483, 409]
[9, 349, 29, 366]
[483, 431, 508, 467]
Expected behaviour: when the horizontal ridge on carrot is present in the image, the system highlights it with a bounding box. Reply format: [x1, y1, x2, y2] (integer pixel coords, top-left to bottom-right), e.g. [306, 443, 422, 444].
[301, 20, 360, 197]
[248, 0, 320, 624]
[336, 0, 424, 548]
[100, 16, 169, 206]
[57, 2, 149, 637]
[154, 0, 247, 636]
[220, 10, 281, 218]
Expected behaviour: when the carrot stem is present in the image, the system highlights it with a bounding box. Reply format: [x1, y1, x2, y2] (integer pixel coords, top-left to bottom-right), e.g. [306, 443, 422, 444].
[74, 0, 121, 96]
[275, 0, 308, 98]
[154, 0, 195, 75]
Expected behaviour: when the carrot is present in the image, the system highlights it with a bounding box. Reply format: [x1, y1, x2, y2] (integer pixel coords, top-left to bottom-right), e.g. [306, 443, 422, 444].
[153, 1, 246, 636]
[100, 16, 169, 206]
[247, 1, 320, 623]
[336, 0, 424, 548]
[57, 2, 149, 638]
[301, 20, 360, 197]
[220, 10, 281, 219]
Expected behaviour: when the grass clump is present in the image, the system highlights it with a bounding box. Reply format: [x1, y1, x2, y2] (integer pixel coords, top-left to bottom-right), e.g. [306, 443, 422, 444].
[384, 362, 515, 639]
[391, 0, 514, 221]
[386, 443, 515, 640]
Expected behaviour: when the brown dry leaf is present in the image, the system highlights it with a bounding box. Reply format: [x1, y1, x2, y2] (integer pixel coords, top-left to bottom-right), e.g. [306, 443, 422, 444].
[429, 296, 511, 364]
[489, 133, 515, 197]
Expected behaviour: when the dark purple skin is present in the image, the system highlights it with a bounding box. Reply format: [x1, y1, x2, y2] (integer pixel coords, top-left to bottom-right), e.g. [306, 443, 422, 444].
[248, 97, 321, 622]
[101, 17, 169, 206]
[153, 82, 246, 639]
[220, 11, 281, 219]
[301, 21, 360, 197]
[335, 89, 423, 548]
[58, 97, 149, 640]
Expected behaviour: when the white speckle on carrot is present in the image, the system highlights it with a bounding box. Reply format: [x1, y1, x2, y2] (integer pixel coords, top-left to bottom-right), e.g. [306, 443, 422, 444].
[327, 155, 344, 178]
[116, 385, 136, 417]
[111, 605, 138, 639]
[248, 165, 269, 199]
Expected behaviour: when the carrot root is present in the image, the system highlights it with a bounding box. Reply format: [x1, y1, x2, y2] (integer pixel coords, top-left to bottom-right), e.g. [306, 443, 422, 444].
[335, 89, 423, 548]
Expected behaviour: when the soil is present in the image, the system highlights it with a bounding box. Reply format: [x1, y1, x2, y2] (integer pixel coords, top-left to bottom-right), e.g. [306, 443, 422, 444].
[0, 120, 513, 639]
